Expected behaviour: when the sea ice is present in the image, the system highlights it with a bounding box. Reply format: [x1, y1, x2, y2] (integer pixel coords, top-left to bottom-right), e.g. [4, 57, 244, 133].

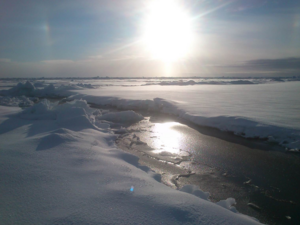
[2, 80, 299, 150]
[0, 100, 261, 224]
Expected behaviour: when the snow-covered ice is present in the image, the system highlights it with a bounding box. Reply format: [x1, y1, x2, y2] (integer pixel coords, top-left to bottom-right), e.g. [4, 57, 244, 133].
[64, 82, 300, 150]
[97, 110, 144, 124]
[1, 80, 299, 150]
[0, 100, 261, 224]
[0, 96, 36, 107]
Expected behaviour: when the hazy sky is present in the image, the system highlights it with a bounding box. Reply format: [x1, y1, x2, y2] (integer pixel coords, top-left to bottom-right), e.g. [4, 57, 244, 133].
[0, 0, 300, 77]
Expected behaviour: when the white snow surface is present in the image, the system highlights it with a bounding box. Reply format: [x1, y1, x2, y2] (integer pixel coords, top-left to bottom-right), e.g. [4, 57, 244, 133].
[65, 82, 300, 150]
[1, 80, 300, 149]
[97, 110, 144, 123]
[0, 101, 261, 225]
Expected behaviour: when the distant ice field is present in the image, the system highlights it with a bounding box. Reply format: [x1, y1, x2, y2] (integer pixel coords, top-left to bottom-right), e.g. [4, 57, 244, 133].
[73, 82, 300, 129]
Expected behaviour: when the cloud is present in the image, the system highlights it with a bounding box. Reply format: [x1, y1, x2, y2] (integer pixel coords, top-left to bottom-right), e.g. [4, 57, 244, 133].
[228, 0, 268, 12]
[0, 56, 169, 78]
[0, 58, 11, 63]
[41, 60, 74, 64]
[213, 57, 300, 77]
[88, 55, 103, 60]
[243, 57, 300, 70]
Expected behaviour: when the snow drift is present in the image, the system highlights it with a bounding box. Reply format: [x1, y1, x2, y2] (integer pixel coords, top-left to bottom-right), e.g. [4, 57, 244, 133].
[0, 101, 261, 225]
[66, 94, 300, 150]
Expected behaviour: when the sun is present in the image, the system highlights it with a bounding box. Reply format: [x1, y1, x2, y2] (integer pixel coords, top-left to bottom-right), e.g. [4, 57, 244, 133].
[143, 0, 194, 62]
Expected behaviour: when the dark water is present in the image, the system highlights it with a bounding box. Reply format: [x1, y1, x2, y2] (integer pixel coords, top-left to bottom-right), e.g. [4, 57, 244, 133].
[124, 113, 300, 225]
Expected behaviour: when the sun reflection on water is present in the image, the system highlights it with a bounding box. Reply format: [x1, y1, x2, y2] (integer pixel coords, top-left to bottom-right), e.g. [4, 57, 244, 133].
[150, 122, 185, 155]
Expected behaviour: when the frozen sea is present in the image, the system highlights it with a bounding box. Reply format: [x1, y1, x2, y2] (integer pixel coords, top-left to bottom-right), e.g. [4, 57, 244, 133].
[0, 77, 300, 224]
[0, 78, 300, 149]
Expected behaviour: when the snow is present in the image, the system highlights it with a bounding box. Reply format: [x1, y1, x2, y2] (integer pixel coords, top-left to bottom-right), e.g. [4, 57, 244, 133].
[180, 185, 210, 201]
[62, 82, 300, 150]
[76, 83, 95, 89]
[144, 79, 255, 85]
[0, 81, 83, 98]
[19, 99, 55, 120]
[0, 96, 35, 107]
[216, 198, 238, 213]
[0, 106, 22, 118]
[1, 80, 299, 150]
[0, 100, 261, 224]
[97, 110, 144, 124]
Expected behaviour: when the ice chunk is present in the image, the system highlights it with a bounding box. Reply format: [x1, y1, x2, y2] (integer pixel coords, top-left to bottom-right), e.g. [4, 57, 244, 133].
[216, 198, 238, 213]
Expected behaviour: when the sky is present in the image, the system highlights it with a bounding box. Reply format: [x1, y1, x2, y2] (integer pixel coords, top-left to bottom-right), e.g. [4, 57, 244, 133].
[0, 0, 300, 78]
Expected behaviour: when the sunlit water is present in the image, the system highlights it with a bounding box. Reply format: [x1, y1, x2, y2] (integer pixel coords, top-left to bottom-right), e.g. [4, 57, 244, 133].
[126, 117, 300, 225]
[150, 122, 186, 155]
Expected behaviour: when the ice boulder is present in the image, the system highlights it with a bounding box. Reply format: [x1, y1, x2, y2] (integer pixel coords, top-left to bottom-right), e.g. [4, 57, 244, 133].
[1, 81, 36, 96]
[216, 198, 238, 213]
[42, 84, 56, 95]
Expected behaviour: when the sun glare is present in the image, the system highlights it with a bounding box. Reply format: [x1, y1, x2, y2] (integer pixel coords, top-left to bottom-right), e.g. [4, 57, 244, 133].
[143, 0, 194, 62]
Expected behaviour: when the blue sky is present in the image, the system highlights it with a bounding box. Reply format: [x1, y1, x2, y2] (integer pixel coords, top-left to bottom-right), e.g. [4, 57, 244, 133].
[0, 0, 300, 77]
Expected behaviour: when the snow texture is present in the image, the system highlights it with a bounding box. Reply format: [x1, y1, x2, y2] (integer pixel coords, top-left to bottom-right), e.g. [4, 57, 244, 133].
[1, 80, 299, 150]
[0, 102, 261, 225]
[180, 185, 210, 201]
[0, 81, 83, 98]
[0, 96, 36, 107]
[217, 198, 238, 213]
[97, 110, 144, 124]
[63, 82, 300, 150]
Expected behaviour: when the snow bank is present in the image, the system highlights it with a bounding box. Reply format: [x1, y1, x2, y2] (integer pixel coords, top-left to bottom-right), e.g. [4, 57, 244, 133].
[66, 94, 300, 150]
[0, 100, 261, 225]
[20, 99, 56, 120]
[18, 99, 101, 129]
[184, 114, 300, 150]
[97, 110, 144, 124]
[3, 81, 300, 150]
